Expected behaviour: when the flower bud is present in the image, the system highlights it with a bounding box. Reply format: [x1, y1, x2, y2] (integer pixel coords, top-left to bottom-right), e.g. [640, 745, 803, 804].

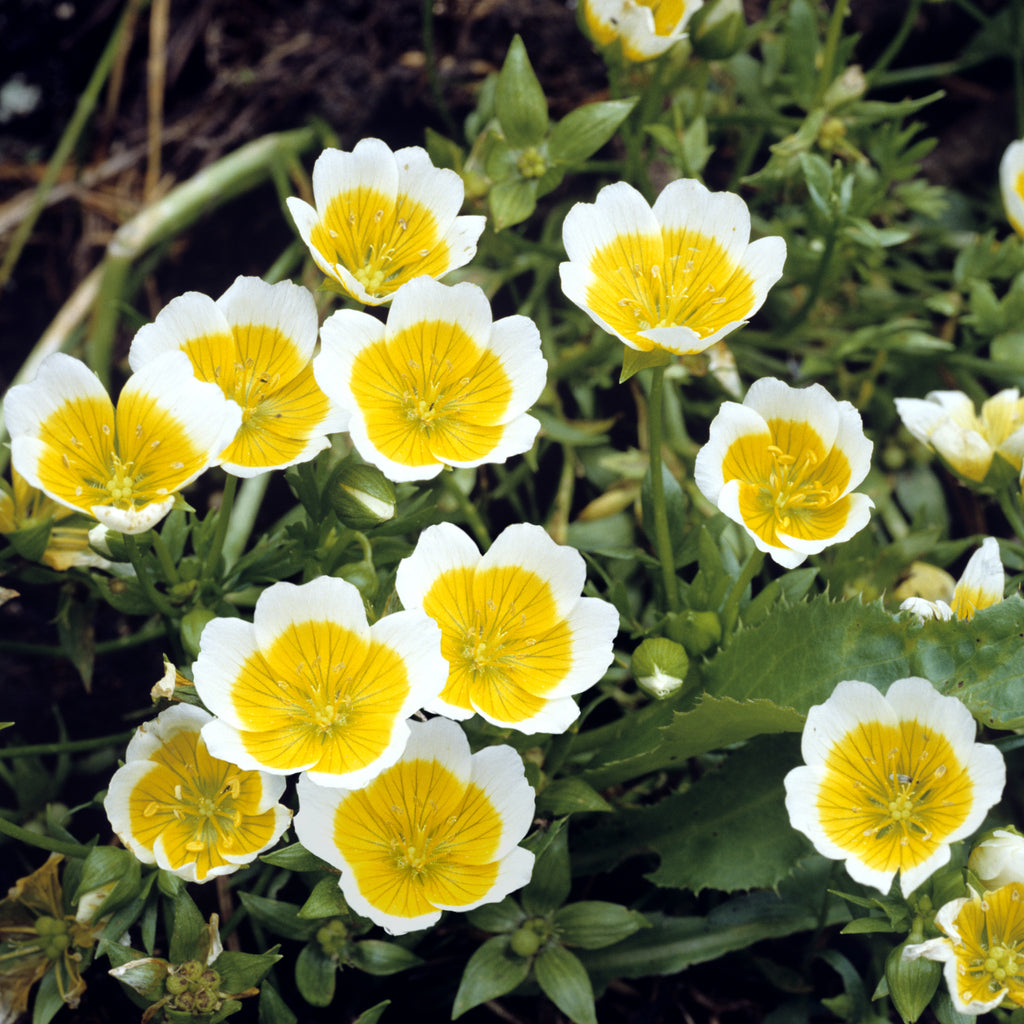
[887, 940, 941, 1024]
[329, 463, 397, 529]
[968, 827, 1024, 890]
[821, 65, 867, 110]
[663, 610, 722, 656]
[632, 638, 690, 699]
[689, 0, 745, 60]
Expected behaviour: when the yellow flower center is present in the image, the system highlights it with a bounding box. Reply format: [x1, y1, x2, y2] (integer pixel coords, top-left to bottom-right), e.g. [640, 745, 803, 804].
[146, 776, 244, 855]
[311, 186, 451, 301]
[104, 453, 139, 506]
[584, 227, 756, 351]
[816, 717, 974, 878]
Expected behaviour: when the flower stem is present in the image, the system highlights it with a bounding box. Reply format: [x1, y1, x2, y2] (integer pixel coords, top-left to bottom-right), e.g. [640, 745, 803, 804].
[441, 472, 491, 549]
[719, 547, 765, 639]
[998, 489, 1024, 544]
[647, 365, 679, 613]
[0, 816, 91, 859]
[815, 0, 850, 105]
[0, 731, 134, 759]
[150, 530, 180, 584]
[125, 534, 176, 618]
[222, 472, 270, 570]
[866, 0, 923, 83]
[204, 473, 238, 579]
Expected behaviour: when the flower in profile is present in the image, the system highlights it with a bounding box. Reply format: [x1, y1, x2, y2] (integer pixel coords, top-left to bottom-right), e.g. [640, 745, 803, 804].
[969, 829, 1024, 891]
[285, 139, 486, 306]
[894, 389, 1024, 485]
[784, 677, 1005, 898]
[559, 180, 785, 356]
[294, 717, 535, 935]
[128, 276, 347, 478]
[900, 538, 1005, 622]
[395, 522, 619, 733]
[1000, 138, 1024, 239]
[903, 884, 1024, 1015]
[193, 575, 448, 788]
[4, 352, 241, 534]
[693, 377, 874, 568]
[103, 704, 291, 882]
[315, 276, 546, 482]
[579, 0, 704, 61]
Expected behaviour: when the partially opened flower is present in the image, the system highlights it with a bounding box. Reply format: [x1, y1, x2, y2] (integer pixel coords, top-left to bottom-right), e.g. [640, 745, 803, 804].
[900, 538, 1005, 622]
[694, 377, 873, 568]
[579, 0, 703, 61]
[315, 277, 546, 482]
[103, 705, 291, 883]
[904, 884, 1024, 1015]
[395, 522, 619, 733]
[295, 717, 535, 935]
[559, 180, 785, 356]
[128, 277, 346, 477]
[969, 829, 1024, 891]
[193, 575, 447, 788]
[894, 389, 1024, 485]
[1000, 138, 1024, 239]
[784, 677, 1005, 898]
[4, 352, 241, 534]
[286, 139, 486, 306]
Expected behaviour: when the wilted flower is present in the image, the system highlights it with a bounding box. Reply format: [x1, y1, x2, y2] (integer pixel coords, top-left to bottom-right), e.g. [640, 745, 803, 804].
[559, 180, 785, 356]
[900, 538, 1005, 622]
[129, 276, 346, 477]
[4, 352, 240, 534]
[579, 0, 704, 61]
[694, 377, 873, 568]
[104, 704, 291, 882]
[315, 276, 546, 482]
[295, 717, 535, 935]
[193, 575, 448, 788]
[904, 884, 1024, 1015]
[286, 138, 486, 305]
[784, 677, 1005, 897]
[1000, 138, 1024, 239]
[894, 389, 1024, 484]
[969, 829, 1024, 891]
[395, 522, 619, 732]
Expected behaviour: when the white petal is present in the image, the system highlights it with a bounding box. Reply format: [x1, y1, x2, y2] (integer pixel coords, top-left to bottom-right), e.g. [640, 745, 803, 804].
[433, 846, 536, 914]
[315, 308, 388, 409]
[201, 717, 315, 775]
[652, 180, 751, 267]
[739, 235, 788, 310]
[954, 537, 1004, 609]
[312, 140, 398, 212]
[394, 146, 465, 233]
[293, 774, 346, 867]
[4, 352, 110, 442]
[216, 276, 319, 365]
[545, 596, 620, 699]
[395, 522, 482, 611]
[561, 181, 660, 266]
[743, 378, 840, 452]
[800, 679, 896, 767]
[128, 292, 230, 372]
[92, 498, 176, 534]
[252, 576, 370, 655]
[638, 322, 725, 355]
[776, 492, 874, 555]
[367, 609, 449, 712]
[558, 262, 642, 350]
[693, 401, 770, 502]
[192, 616, 260, 730]
[476, 695, 581, 735]
[1001, 139, 1024, 236]
[485, 314, 547, 421]
[124, 703, 212, 762]
[386, 277, 493, 345]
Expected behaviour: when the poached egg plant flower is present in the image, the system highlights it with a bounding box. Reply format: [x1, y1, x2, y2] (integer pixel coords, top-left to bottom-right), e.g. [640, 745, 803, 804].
[784, 677, 1005, 898]
[1000, 138, 1024, 239]
[129, 276, 347, 477]
[103, 704, 291, 883]
[899, 537, 1005, 622]
[559, 179, 785, 356]
[294, 716, 535, 935]
[903, 884, 1024, 1015]
[285, 138, 486, 306]
[315, 276, 546, 483]
[693, 377, 873, 568]
[579, 0, 704, 62]
[395, 522, 620, 733]
[192, 575, 448, 788]
[4, 351, 241, 534]
[894, 388, 1024, 484]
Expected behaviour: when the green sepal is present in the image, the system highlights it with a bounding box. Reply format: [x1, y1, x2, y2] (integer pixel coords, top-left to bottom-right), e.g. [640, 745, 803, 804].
[466, 897, 526, 935]
[534, 944, 597, 1024]
[495, 35, 548, 148]
[72, 845, 141, 923]
[620, 346, 671, 382]
[553, 902, 649, 949]
[452, 935, 531, 1018]
[885, 942, 942, 1024]
[6, 516, 53, 563]
[490, 177, 539, 231]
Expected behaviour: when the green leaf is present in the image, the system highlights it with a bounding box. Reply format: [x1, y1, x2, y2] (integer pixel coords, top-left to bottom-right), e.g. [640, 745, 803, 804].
[353, 1001, 391, 1024]
[294, 941, 336, 1008]
[31, 967, 65, 1024]
[494, 35, 548, 147]
[704, 593, 1024, 729]
[169, 889, 206, 965]
[212, 949, 282, 993]
[297, 877, 349, 919]
[537, 777, 613, 816]
[347, 940, 423, 976]
[535, 945, 596, 1024]
[467, 897, 526, 934]
[258, 982, 298, 1024]
[619, 346, 671, 382]
[56, 587, 95, 690]
[548, 98, 636, 165]
[553, 902, 649, 949]
[238, 893, 319, 942]
[489, 177, 538, 231]
[260, 843, 331, 872]
[522, 819, 571, 915]
[452, 935, 531, 1018]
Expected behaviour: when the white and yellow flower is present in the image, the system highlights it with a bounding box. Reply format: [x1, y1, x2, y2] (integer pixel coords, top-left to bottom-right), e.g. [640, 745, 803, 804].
[4, 352, 241, 534]
[295, 716, 535, 935]
[784, 677, 1005, 898]
[559, 180, 785, 356]
[315, 276, 546, 482]
[579, 0, 703, 61]
[1000, 138, 1024, 239]
[894, 389, 1024, 484]
[693, 377, 873, 568]
[900, 538, 1005, 622]
[128, 276, 346, 478]
[395, 522, 620, 733]
[286, 139, 486, 306]
[904, 884, 1024, 1015]
[192, 575, 448, 788]
[103, 704, 291, 883]
[969, 829, 1024, 891]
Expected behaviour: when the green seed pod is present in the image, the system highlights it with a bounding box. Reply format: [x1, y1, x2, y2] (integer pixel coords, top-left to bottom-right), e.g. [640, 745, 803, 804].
[329, 463, 397, 529]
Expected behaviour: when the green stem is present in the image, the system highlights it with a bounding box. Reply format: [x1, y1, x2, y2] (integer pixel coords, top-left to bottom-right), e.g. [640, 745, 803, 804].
[998, 490, 1024, 545]
[719, 548, 765, 638]
[421, 0, 458, 137]
[647, 366, 679, 612]
[1013, 0, 1024, 137]
[815, 0, 850, 105]
[1, 622, 163, 657]
[222, 473, 270, 570]
[150, 531, 180, 585]
[0, 816, 91, 858]
[204, 474, 238, 579]
[125, 534, 176, 618]
[0, 731, 135, 758]
[783, 224, 838, 338]
[866, 0, 923, 82]
[441, 472, 491, 549]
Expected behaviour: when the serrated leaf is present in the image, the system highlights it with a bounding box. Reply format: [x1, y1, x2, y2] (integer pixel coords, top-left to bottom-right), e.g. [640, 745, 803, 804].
[535, 945, 596, 1024]
[553, 902, 649, 949]
[703, 593, 1024, 729]
[452, 935, 531, 1018]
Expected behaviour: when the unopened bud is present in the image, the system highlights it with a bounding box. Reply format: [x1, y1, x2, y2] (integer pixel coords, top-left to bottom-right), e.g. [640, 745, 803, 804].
[822, 65, 867, 110]
[969, 827, 1024, 890]
[632, 638, 690, 699]
[663, 610, 722, 656]
[329, 463, 397, 529]
[690, 0, 745, 60]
